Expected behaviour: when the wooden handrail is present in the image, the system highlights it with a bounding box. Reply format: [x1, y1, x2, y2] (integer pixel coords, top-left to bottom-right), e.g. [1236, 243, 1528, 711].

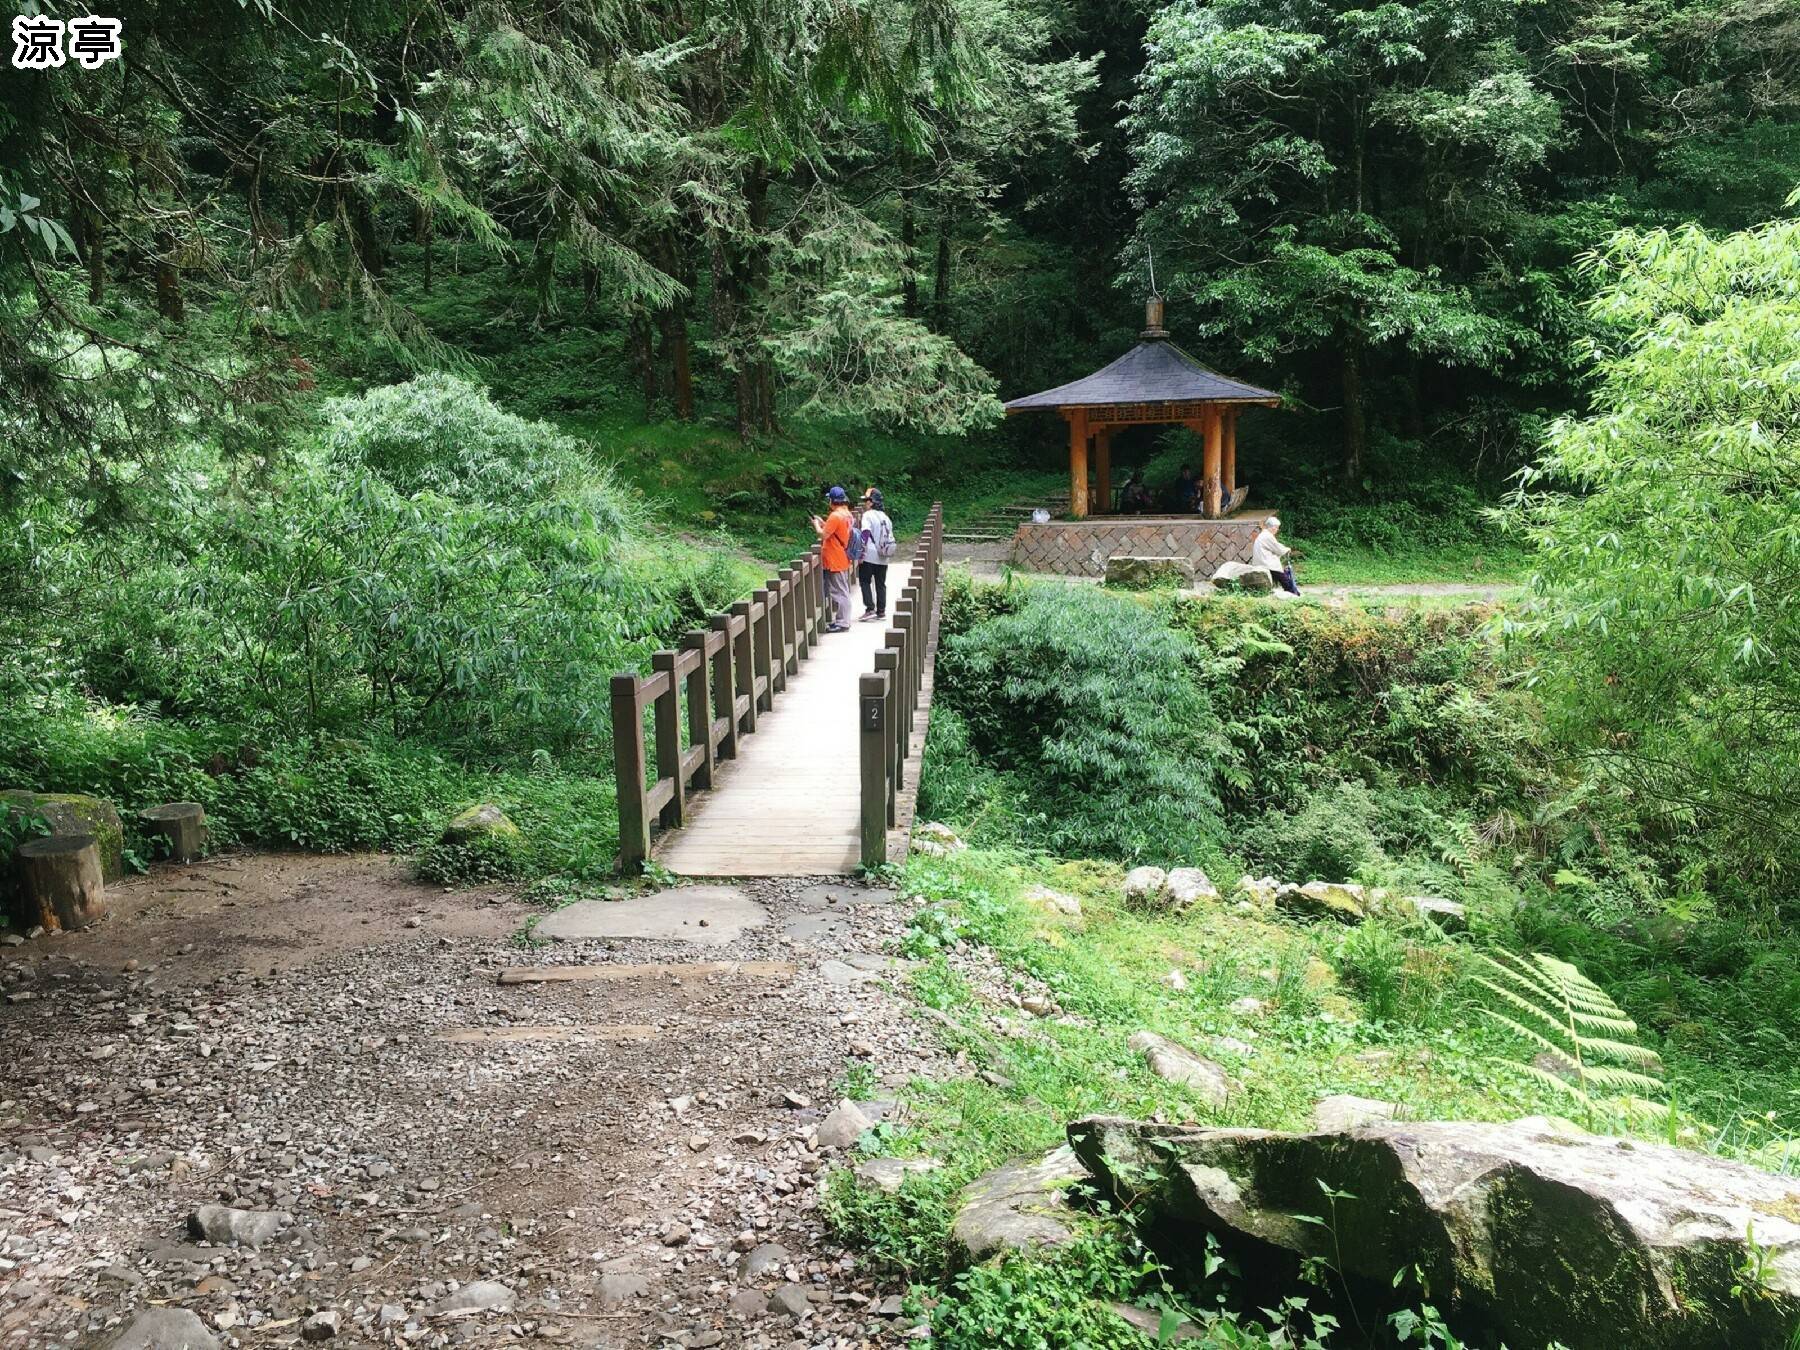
[860, 503, 945, 867]
[612, 544, 827, 873]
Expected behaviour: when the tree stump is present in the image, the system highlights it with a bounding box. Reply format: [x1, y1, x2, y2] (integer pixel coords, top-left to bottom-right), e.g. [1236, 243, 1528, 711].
[15, 834, 106, 931]
[138, 802, 208, 862]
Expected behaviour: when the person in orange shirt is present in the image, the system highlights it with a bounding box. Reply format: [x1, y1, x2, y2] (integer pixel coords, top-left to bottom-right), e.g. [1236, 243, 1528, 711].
[811, 485, 854, 632]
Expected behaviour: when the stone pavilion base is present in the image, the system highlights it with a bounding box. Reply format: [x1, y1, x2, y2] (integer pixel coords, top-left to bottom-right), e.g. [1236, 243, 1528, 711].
[1009, 516, 1261, 579]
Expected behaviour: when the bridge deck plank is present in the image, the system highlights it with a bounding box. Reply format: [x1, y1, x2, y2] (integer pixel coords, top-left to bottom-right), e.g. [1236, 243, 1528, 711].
[654, 559, 915, 878]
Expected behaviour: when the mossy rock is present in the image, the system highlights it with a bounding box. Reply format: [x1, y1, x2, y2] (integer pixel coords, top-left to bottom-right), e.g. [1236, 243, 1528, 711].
[2, 790, 125, 881]
[440, 803, 521, 845]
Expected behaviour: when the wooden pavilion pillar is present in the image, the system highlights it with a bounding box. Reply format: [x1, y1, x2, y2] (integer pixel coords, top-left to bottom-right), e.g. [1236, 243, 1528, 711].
[1222, 408, 1237, 496]
[1068, 407, 1090, 518]
[1094, 427, 1112, 515]
[1201, 407, 1222, 518]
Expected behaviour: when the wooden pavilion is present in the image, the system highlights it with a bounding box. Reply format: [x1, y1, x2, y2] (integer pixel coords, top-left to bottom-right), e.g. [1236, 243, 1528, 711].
[1003, 297, 1281, 519]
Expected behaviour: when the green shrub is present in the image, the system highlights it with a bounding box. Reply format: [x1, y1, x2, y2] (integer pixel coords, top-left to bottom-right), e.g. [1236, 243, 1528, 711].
[931, 584, 1227, 864]
[1238, 780, 1387, 883]
[0, 702, 619, 880]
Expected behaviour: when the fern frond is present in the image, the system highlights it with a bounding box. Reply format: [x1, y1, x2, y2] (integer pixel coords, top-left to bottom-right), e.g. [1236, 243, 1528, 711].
[1472, 977, 1577, 1040]
[1579, 1066, 1667, 1095]
[1512, 1063, 1594, 1103]
[1476, 1007, 1577, 1064]
[1571, 1037, 1664, 1069]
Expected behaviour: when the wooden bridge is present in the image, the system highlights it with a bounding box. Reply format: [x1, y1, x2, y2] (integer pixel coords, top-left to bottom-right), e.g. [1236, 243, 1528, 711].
[610, 506, 944, 877]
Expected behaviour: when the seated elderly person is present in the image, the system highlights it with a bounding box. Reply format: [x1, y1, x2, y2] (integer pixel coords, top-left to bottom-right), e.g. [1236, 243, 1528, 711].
[1251, 515, 1299, 594]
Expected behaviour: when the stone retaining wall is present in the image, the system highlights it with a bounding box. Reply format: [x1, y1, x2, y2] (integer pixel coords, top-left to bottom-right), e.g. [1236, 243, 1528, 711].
[1009, 518, 1261, 578]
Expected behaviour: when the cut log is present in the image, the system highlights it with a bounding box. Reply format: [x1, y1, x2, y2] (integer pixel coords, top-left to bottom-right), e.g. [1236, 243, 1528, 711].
[15, 834, 106, 931]
[138, 802, 208, 862]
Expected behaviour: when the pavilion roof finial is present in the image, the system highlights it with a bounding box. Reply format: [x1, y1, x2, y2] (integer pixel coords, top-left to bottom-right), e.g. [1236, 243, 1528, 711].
[1141, 243, 1168, 340]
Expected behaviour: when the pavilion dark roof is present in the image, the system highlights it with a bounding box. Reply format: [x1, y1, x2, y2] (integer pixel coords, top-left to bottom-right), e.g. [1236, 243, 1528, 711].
[1003, 339, 1280, 411]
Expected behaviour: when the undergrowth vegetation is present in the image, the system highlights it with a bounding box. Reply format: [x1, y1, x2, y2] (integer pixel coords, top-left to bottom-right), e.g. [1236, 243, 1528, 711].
[0, 375, 760, 893]
[874, 572, 1800, 1345]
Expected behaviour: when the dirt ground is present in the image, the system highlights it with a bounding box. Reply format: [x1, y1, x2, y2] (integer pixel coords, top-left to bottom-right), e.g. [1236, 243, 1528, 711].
[0, 853, 940, 1348]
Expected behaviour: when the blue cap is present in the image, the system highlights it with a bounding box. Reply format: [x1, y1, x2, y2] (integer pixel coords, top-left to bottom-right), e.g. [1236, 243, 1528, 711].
[828, 486, 848, 503]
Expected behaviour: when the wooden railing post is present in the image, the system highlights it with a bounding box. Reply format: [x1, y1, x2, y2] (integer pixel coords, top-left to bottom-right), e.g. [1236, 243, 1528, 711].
[650, 651, 683, 827]
[860, 671, 889, 867]
[894, 600, 916, 740]
[766, 583, 787, 694]
[778, 568, 800, 675]
[731, 602, 758, 732]
[611, 674, 649, 874]
[883, 625, 907, 774]
[710, 615, 738, 760]
[875, 646, 902, 810]
[680, 632, 715, 790]
[752, 593, 773, 711]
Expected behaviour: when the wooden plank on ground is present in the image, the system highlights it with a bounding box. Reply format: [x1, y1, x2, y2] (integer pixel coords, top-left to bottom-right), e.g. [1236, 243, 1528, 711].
[495, 961, 796, 986]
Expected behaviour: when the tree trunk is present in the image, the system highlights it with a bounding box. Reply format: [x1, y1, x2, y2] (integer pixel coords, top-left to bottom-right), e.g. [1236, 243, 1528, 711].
[931, 215, 953, 332]
[900, 188, 919, 318]
[657, 232, 695, 421]
[154, 229, 184, 323]
[631, 313, 659, 418]
[14, 835, 106, 931]
[138, 803, 208, 863]
[1342, 339, 1367, 484]
[83, 212, 104, 304]
[416, 205, 434, 294]
[733, 167, 777, 439]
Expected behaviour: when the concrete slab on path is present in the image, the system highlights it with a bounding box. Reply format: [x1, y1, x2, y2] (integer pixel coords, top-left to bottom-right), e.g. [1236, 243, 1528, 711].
[534, 886, 767, 947]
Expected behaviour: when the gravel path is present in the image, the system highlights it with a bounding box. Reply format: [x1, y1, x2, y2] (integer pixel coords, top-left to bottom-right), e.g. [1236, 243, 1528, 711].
[0, 857, 941, 1348]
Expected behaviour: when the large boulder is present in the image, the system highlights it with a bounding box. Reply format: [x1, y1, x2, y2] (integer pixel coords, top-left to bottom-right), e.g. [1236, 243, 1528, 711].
[1210, 562, 1274, 594]
[1104, 556, 1195, 590]
[950, 1147, 1089, 1264]
[1277, 880, 1370, 923]
[1165, 867, 1219, 908]
[912, 821, 967, 858]
[2, 790, 124, 881]
[1122, 866, 1169, 909]
[1396, 894, 1467, 932]
[1069, 1115, 1800, 1350]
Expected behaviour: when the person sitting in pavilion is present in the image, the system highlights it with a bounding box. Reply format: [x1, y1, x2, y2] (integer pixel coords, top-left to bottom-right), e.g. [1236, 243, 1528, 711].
[1119, 468, 1154, 514]
[1175, 464, 1198, 513]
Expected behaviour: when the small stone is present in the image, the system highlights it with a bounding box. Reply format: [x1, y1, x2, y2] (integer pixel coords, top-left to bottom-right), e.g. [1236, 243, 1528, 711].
[431, 1280, 515, 1315]
[100, 1307, 221, 1350]
[301, 1310, 341, 1341]
[729, 1289, 768, 1318]
[770, 1283, 813, 1318]
[815, 1100, 873, 1150]
[1165, 868, 1219, 908]
[1020, 994, 1054, 1018]
[661, 1222, 692, 1247]
[739, 1243, 790, 1279]
[854, 1157, 942, 1194]
[1313, 1095, 1398, 1132]
[188, 1204, 292, 1249]
[598, 1272, 649, 1307]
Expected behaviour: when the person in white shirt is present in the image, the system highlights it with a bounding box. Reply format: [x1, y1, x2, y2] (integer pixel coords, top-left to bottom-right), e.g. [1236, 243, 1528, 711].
[857, 487, 897, 620]
[1251, 515, 1299, 594]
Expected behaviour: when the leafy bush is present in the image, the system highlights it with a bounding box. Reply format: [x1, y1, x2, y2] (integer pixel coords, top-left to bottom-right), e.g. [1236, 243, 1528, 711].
[1238, 780, 1387, 883]
[930, 584, 1228, 864]
[1511, 212, 1800, 891]
[0, 702, 619, 880]
[324, 372, 598, 506]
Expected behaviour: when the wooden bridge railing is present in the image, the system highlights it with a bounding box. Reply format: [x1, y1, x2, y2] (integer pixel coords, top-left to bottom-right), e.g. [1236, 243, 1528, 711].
[859, 503, 945, 867]
[611, 544, 827, 873]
